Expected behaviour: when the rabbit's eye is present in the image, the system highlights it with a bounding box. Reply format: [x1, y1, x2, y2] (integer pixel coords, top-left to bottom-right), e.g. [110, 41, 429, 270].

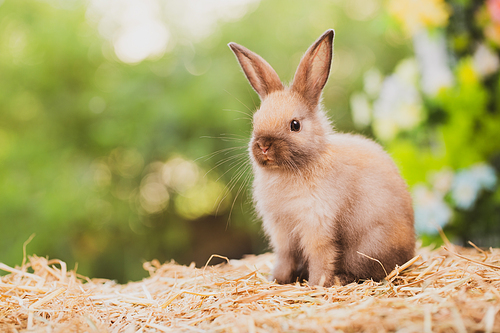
[290, 120, 301, 132]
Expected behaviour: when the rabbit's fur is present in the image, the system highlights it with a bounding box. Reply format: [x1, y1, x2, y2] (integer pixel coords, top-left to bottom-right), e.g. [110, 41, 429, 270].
[228, 30, 415, 286]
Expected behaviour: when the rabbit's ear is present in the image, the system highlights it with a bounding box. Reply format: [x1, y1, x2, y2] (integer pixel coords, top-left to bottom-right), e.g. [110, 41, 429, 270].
[228, 42, 283, 99]
[291, 29, 334, 109]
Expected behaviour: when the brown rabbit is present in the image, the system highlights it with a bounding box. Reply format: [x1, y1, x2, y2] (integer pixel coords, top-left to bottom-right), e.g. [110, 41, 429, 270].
[228, 30, 415, 286]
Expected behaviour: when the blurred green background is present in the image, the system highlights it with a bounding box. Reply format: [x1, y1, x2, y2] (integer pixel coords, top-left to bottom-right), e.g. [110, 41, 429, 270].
[1, 0, 499, 282]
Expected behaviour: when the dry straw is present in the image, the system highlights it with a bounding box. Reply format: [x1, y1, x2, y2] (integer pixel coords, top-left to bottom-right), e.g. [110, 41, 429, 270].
[1, 243, 499, 332]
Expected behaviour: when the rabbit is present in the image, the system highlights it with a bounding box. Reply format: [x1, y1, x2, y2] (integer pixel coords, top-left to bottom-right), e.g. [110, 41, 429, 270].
[228, 29, 415, 286]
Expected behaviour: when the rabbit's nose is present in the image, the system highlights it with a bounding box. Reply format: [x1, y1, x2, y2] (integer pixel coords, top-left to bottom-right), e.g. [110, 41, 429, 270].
[258, 142, 270, 154]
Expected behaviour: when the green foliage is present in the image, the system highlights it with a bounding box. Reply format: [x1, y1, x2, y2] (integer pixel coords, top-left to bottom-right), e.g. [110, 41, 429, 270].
[363, 0, 500, 245]
[0, 0, 410, 282]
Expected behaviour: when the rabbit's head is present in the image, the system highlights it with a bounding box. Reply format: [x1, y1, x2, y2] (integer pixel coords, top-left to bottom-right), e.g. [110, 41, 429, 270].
[229, 30, 335, 171]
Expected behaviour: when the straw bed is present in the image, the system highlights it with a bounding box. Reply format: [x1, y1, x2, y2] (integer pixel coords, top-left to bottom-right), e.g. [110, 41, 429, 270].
[1, 244, 499, 332]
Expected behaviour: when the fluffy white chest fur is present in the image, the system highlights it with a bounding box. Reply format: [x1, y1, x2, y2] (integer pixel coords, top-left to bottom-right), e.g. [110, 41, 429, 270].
[252, 148, 338, 239]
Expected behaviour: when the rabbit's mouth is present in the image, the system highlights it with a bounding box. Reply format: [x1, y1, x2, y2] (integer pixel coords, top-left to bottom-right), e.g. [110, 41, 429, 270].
[254, 151, 277, 167]
[261, 157, 277, 167]
[252, 150, 280, 168]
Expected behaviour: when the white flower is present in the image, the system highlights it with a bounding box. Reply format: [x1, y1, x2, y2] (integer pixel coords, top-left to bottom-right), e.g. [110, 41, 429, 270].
[413, 184, 452, 234]
[429, 168, 454, 195]
[413, 30, 453, 96]
[350, 92, 372, 129]
[451, 163, 498, 210]
[473, 44, 500, 78]
[394, 58, 420, 85]
[470, 163, 497, 191]
[451, 170, 482, 210]
[372, 60, 423, 140]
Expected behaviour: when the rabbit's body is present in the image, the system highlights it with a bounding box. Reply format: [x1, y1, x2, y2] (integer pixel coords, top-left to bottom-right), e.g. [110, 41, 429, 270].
[229, 30, 415, 286]
[253, 121, 414, 285]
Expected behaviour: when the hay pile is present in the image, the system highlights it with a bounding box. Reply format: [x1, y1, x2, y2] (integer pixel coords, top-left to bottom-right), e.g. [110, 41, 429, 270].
[1, 243, 499, 333]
